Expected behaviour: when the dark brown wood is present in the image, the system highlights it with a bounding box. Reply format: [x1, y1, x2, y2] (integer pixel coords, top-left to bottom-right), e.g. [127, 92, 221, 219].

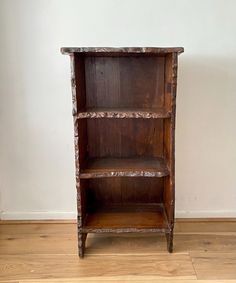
[61, 47, 184, 55]
[163, 53, 178, 253]
[80, 157, 169, 178]
[69, 55, 85, 229]
[81, 204, 167, 233]
[78, 232, 87, 258]
[84, 56, 165, 109]
[86, 177, 164, 206]
[62, 47, 184, 257]
[86, 118, 164, 158]
[76, 107, 171, 119]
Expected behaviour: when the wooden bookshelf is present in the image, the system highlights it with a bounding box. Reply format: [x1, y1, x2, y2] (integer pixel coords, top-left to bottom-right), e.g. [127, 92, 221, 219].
[61, 46, 184, 258]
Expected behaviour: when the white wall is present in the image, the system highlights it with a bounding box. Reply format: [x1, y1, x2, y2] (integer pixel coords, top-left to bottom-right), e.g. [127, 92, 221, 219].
[0, 0, 236, 220]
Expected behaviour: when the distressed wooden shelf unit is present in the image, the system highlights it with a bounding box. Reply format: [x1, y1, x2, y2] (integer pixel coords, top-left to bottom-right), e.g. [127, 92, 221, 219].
[61, 47, 184, 258]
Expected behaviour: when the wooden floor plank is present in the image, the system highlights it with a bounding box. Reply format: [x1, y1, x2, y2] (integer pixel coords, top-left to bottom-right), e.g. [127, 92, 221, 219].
[176, 221, 236, 233]
[174, 234, 236, 253]
[1, 221, 236, 281]
[0, 224, 76, 236]
[191, 252, 236, 280]
[88, 233, 236, 254]
[1, 232, 236, 255]
[0, 233, 77, 255]
[0, 254, 196, 281]
[17, 279, 236, 283]
[1, 220, 236, 236]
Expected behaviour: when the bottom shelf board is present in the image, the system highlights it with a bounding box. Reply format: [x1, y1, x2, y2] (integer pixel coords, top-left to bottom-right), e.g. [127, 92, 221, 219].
[81, 204, 169, 233]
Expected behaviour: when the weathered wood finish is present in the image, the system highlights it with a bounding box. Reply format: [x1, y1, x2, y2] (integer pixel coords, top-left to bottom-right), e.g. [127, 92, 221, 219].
[84, 56, 165, 109]
[86, 177, 164, 205]
[61, 46, 184, 55]
[86, 118, 164, 158]
[70, 55, 87, 257]
[76, 107, 171, 119]
[163, 52, 179, 252]
[80, 157, 169, 179]
[81, 204, 167, 233]
[62, 47, 183, 257]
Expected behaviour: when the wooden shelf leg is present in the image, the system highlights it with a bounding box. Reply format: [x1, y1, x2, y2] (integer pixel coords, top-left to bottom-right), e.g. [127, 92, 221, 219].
[165, 230, 173, 253]
[78, 232, 87, 258]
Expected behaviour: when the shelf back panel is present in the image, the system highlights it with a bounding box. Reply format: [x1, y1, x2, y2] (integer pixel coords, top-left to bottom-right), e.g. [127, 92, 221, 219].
[86, 118, 163, 158]
[82, 56, 165, 109]
[84, 177, 164, 208]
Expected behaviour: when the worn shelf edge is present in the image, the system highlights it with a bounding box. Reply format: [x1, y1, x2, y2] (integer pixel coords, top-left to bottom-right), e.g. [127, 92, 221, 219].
[80, 171, 169, 179]
[75, 108, 171, 119]
[80, 227, 168, 233]
[61, 47, 184, 55]
[80, 157, 169, 179]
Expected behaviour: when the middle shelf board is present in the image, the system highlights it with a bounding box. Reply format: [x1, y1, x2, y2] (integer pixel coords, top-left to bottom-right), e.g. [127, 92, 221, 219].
[76, 107, 171, 119]
[80, 157, 169, 179]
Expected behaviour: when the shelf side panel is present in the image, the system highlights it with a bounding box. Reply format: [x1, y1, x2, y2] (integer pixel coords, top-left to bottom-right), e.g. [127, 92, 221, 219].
[163, 53, 178, 229]
[70, 55, 87, 228]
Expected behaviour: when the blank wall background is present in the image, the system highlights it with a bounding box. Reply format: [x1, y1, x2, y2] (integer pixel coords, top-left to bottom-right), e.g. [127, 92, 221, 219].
[0, 0, 236, 219]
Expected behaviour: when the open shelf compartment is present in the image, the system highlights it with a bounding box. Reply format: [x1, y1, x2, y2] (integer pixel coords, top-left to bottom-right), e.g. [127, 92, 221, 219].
[80, 177, 170, 233]
[82, 203, 168, 233]
[72, 54, 173, 117]
[77, 118, 169, 178]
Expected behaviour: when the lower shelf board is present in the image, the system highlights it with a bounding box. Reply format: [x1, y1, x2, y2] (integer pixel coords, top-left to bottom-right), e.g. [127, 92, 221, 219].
[81, 204, 169, 233]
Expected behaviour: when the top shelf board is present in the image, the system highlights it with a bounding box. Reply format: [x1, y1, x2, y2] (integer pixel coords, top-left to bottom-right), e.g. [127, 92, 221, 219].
[61, 47, 184, 56]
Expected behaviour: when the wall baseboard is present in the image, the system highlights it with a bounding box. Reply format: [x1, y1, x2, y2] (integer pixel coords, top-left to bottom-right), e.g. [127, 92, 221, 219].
[176, 210, 236, 218]
[1, 210, 236, 220]
[0, 211, 77, 220]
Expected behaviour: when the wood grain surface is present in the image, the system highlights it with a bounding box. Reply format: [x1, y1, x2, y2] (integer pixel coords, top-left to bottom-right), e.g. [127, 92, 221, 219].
[61, 46, 184, 55]
[1, 221, 236, 282]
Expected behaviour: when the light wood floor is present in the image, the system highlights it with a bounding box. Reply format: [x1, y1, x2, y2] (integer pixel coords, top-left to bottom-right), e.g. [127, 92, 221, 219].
[1, 219, 236, 282]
